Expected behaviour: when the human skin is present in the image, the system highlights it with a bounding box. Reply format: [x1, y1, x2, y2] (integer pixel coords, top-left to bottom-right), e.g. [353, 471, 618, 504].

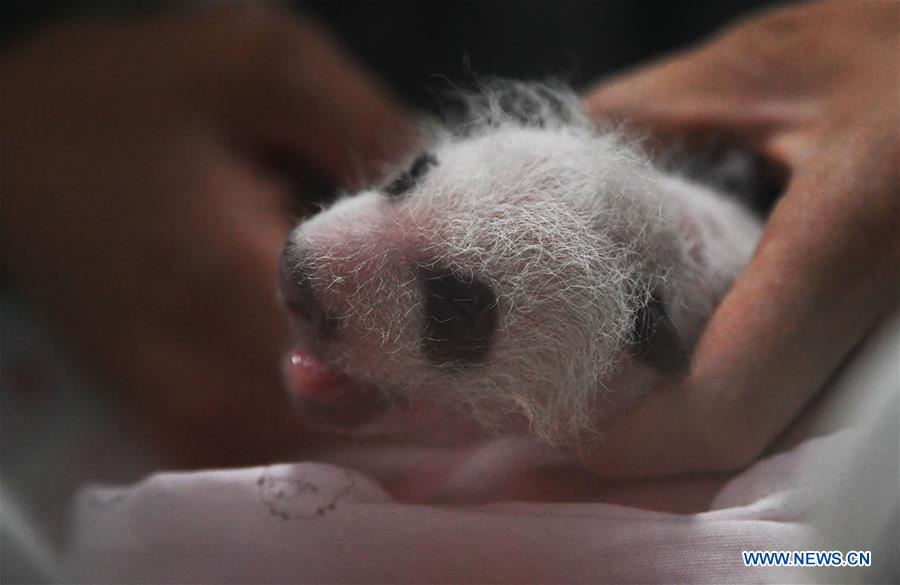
[580, 1, 899, 478]
[0, 5, 413, 467]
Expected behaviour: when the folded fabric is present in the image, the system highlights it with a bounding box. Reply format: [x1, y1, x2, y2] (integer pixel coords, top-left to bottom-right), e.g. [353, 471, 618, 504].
[60, 310, 900, 583]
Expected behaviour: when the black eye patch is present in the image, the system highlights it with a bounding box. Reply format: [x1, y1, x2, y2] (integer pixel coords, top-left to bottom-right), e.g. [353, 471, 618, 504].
[419, 265, 498, 368]
[384, 153, 438, 199]
[631, 290, 689, 374]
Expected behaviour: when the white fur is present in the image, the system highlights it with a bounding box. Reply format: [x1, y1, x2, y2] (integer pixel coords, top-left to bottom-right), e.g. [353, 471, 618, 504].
[283, 82, 763, 445]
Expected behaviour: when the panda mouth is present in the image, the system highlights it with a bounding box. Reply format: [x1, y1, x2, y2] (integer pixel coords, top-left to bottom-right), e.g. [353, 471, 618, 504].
[282, 348, 387, 429]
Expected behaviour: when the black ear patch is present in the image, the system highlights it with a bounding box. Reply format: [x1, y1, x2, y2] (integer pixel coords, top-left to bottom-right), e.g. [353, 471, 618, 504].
[384, 153, 438, 199]
[632, 290, 689, 374]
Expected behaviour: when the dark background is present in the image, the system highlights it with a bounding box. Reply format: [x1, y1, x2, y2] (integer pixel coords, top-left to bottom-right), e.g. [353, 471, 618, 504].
[302, 0, 786, 110]
[3, 1, 788, 112]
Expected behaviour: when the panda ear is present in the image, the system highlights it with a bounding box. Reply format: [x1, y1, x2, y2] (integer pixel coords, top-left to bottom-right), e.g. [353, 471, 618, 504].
[631, 290, 689, 374]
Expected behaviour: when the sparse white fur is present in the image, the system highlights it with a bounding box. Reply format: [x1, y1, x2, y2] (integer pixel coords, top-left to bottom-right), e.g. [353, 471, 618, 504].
[284, 81, 763, 445]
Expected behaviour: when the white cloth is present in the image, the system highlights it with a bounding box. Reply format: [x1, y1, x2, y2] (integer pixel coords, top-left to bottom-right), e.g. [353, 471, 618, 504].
[62, 311, 899, 583]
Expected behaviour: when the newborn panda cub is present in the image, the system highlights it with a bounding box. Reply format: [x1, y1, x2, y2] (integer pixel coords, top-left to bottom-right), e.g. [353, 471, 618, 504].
[279, 83, 763, 447]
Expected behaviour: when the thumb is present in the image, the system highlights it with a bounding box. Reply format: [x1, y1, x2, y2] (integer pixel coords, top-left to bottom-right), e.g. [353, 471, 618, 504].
[583, 20, 795, 149]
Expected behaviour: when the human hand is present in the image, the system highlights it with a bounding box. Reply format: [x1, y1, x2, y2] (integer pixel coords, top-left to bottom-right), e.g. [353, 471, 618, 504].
[0, 5, 413, 467]
[580, 1, 899, 478]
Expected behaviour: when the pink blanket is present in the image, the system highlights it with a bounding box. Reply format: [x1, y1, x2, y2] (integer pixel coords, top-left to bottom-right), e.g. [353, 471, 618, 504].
[6, 308, 887, 582]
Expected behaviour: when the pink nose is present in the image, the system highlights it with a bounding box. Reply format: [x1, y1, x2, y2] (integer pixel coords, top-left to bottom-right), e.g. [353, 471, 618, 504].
[282, 351, 385, 429]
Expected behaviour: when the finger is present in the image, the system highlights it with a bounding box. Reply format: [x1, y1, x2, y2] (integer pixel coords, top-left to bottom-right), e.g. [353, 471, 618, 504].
[580, 120, 899, 478]
[219, 6, 415, 187]
[582, 5, 833, 147]
[584, 58, 795, 149]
